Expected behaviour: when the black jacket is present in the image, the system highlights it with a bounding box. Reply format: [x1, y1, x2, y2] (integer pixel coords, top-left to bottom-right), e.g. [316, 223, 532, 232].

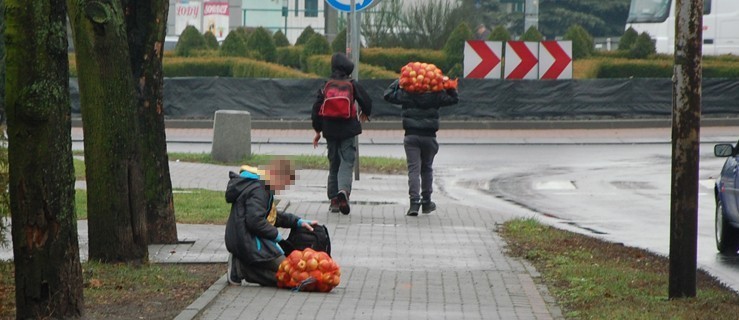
[383, 79, 459, 137]
[311, 53, 372, 140]
[224, 171, 300, 264]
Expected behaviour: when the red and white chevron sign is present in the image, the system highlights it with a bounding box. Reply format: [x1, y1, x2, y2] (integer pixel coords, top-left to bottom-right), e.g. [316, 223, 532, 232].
[539, 41, 572, 79]
[504, 41, 539, 80]
[463, 40, 502, 79]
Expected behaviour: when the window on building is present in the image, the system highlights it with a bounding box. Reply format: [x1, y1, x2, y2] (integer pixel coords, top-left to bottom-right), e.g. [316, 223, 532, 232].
[305, 0, 318, 17]
[295, 0, 299, 16]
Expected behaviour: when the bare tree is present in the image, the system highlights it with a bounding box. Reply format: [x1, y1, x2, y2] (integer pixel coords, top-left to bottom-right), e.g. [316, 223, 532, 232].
[361, 0, 403, 47]
[68, 0, 149, 262]
[401, 0, 461, 49]
[6, 0, 84, 316]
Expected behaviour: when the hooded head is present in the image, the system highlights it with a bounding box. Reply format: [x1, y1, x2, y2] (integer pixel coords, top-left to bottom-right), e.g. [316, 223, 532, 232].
[330, 52, 354, 79]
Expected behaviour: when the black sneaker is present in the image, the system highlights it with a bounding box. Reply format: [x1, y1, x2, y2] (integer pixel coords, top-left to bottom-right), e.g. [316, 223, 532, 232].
[407, 201, 421, 216]
[329, 197, 340, 213]
[422, 200, 436, 214]
[227, 254, 241, 286]
[337, 190, 350, 215]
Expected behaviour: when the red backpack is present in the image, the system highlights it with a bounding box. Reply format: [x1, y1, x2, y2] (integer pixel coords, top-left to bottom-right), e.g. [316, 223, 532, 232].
[319, 80, 357, 119]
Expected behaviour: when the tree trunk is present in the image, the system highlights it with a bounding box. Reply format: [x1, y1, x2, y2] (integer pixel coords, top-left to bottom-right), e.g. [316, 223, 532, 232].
[123, 0, 178, 244]
[5, 0, 84, 317]
[68, 0, 149, 262]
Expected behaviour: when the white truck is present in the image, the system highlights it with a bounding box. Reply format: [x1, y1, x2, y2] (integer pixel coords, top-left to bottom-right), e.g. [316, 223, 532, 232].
[626, 0, 739, 55]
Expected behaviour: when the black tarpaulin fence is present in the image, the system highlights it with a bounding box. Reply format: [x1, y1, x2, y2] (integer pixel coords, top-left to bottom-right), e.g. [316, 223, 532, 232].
[69, 78, 739, 119]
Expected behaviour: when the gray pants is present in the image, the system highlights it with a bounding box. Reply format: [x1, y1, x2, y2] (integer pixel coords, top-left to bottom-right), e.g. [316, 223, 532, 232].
[326, 137, 356, 199]
[404, 135, 439, 201]
[235, 255, 285, 287]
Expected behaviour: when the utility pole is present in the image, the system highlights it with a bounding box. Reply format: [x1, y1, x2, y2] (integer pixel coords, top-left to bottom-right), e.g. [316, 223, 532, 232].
[347, 0, 361, 180]
[669, 0, 702, 299]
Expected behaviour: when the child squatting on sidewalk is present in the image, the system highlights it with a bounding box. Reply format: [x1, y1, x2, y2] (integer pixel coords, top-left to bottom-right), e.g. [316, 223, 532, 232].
[224, 158, 319, 286]
[311, 52, 372, 215]
[383, 79, 459, 216]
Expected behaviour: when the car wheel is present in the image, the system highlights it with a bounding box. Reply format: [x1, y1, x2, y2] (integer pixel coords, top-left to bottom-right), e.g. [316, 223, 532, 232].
[716, 198, 739, 254]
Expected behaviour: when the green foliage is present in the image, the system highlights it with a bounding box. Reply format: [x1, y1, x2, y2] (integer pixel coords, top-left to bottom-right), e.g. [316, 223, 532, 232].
[163, 57, 235, 77]
[0, 144, 7, 247]
[564, 24, 594, 59]
[300, 34, 330, 71]
[520, 26, 544, 41]
[232, 58, 318, 79]
[273, 30, 290, 47]
[175, 25, 207, 57]
[618, 27, 639, 51]
[220, 29, 249, 57]
[488, 25, 511, 41]
[594, 59, 672, 78]
[360, 47, 447, 74]
[246, 27, 277, 62]
[629, 32, 656, 59]
[443, 22, 473, 72]
[538, 0, 631, 38]
[203, 31, 219, 50]
[276, 46, 302, 69]
[295, 25, 316, 46]
[332, 28, 347, 54]
[305, 55, 398, 79]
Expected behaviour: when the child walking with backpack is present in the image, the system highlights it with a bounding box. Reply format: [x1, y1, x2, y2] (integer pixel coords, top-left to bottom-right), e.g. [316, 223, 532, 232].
[311, 53, 372, 215]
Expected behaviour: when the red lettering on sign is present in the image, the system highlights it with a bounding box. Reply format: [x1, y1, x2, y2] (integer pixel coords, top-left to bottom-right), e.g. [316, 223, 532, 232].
[177, 6, 199, 18]
[204, 3, 229, 15]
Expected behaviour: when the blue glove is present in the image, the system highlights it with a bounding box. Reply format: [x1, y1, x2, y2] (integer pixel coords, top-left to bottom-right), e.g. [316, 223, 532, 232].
[297, 219, 309, 229]
[274, 232, 283, 242]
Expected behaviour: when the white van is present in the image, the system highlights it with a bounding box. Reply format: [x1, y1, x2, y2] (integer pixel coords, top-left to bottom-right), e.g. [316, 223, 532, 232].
[626, 0, 739, 55]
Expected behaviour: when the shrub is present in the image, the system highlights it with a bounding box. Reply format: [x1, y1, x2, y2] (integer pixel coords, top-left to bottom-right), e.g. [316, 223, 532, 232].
[595, 59, 672, 78]
[332, 28, 347, 54]
[204, 31, 219, 50]
[0, 143, 7, 247]
[221, 28, 249, 57]
[301, 33, 330, 71]
[619, 27, 639, 51]
[305, 55, 398, 79]
[488, 25, 511, 41]
[273, 30, 291, 47]
[232, 59, 319, 78]
[629, 32, 656, 59]
[276, 46, 303, 69]
[295, 25, 317, 46]
[247, 27, 277, 62]
[443, 22, 473, 72]
[175, 25, 207, 57]
[564, 24, 594, 59]
[520, 26, 544, 41]
[360, 47, 447, 73]
[163, 57, 236, 77]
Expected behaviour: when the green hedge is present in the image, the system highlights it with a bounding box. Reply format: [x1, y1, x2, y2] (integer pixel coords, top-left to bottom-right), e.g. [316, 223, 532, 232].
[162, 57, 318, 78]
[232, 59, 318, 78]
[360, 48, 447, 74]
[163, 57, 236, 77]
[305, 55, 399, 79]
[593, 58, 739, 78]
[276, 46, 302, 69]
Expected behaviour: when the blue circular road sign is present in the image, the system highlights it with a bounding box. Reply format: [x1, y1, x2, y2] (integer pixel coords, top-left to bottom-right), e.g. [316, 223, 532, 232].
[325, 0, 379, 12]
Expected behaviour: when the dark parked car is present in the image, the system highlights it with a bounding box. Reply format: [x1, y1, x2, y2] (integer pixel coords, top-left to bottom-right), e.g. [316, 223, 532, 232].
[714, 142, 739, 254]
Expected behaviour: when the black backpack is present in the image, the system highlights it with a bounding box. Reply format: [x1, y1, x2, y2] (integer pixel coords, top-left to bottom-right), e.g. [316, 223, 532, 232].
[279, 224, 332, 256]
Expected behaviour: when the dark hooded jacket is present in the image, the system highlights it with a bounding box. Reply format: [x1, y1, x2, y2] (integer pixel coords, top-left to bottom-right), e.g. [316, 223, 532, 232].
[383, 79, 459, 137]
[311, 53, 373, 140]
[224, 171, 300, 264]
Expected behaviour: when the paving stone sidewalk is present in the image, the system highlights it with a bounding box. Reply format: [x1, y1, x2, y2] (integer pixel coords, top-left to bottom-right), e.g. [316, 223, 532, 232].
[163, 164, 563, 320]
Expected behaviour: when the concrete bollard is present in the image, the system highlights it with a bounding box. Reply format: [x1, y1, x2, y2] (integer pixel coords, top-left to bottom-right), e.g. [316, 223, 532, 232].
[211, 110, 251, 162]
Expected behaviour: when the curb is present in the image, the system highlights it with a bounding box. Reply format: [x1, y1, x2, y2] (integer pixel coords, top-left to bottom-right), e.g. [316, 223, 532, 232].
[173, 200, 291, 320]
[71, 117, 739, 130]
